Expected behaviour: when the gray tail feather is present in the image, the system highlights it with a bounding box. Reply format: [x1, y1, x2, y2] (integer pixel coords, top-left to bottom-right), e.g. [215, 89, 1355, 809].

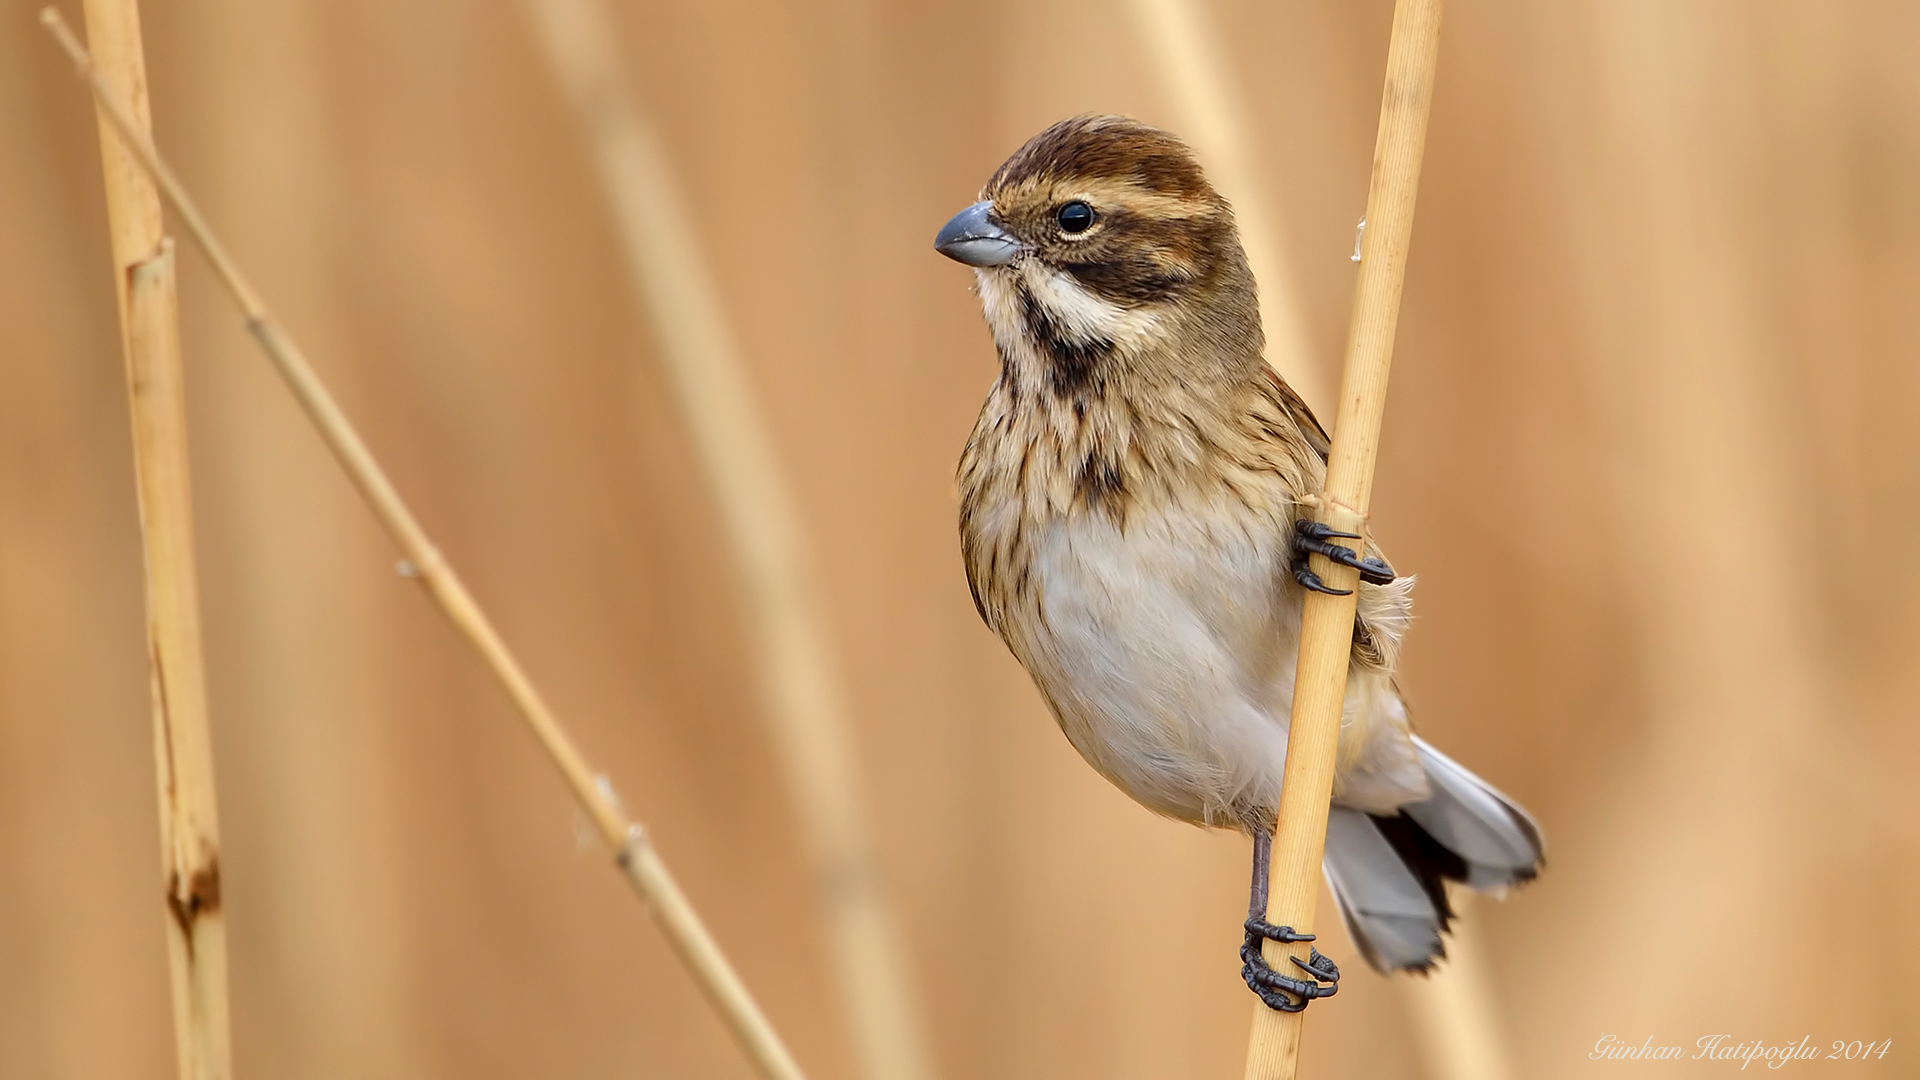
[1322, 735, 1544, 973]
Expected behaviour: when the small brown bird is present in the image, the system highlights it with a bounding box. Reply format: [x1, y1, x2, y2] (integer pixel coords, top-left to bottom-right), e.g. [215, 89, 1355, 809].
[936, 116, 1542, 1011]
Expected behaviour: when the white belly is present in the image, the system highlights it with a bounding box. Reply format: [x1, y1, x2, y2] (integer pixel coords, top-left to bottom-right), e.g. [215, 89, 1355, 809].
[1010, 502, 1303, 826]
[1006, 501, 1429, 825]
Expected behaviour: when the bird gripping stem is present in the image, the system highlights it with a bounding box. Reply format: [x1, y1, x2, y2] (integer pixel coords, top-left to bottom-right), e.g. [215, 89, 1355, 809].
[1241, 0, 1447, 1075]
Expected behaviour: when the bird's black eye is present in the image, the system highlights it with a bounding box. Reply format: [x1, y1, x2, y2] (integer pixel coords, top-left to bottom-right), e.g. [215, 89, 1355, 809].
[1056, 201, 1095, 234]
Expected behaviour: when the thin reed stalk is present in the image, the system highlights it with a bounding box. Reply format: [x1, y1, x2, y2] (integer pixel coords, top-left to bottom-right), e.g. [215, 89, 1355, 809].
[40, 12, 804, 1080]
[74, 2, 232, 1076]
[1135, 6, 1518, 1072]
[1399, 892, 1517, 1080]
[1241, 0, 1446, 1076]
[518, 4, 935, 1080]
[1131, 2, 1521, 1074]
[1123, 0, 1329, 413]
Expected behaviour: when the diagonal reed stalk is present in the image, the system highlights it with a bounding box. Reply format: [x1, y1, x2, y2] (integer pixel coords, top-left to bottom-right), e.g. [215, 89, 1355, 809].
[1123, 0, 1329, 414]
[1242, 0, 1447, 1077]
[517, 4, 936, 1079]
[74, 1, 232, 1076]
[40, 11, 805, 1080]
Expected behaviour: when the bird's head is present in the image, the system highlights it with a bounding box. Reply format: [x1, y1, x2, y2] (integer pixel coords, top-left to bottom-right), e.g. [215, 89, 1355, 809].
[935, 115, 1262, 396]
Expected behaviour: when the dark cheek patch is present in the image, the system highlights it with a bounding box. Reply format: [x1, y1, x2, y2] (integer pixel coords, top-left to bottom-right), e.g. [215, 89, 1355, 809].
[1066, 255, 1191, 305]
[1059, 210, 1222, 306]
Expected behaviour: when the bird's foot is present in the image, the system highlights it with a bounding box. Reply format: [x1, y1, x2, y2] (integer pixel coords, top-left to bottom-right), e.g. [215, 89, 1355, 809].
[1240, 917, 1340, 1013]
[1291, 520, 1395, 596]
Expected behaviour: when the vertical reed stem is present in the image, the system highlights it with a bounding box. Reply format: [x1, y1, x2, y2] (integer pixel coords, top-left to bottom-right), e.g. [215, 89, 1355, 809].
[75, 2, 233, 1076]
[41, 12, 804, 1080]
[1241, 0, 1445, 1076]
[1399, 892, 1518, 1080]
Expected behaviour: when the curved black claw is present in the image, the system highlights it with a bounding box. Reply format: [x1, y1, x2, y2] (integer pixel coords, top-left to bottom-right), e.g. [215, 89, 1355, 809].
[1292, 520, 1396, 593]
[1292, 564, 1350, 596]
[1240, 917, 1340, 1013]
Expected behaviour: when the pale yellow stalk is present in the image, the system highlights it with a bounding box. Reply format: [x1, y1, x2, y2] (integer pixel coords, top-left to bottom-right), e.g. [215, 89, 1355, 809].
[518, 3, 936, 1079]
[74, 2, 232, 1077]
[41, 12, 805, 1080]
[1242, 0, 1447, 1076]
[1399, 892, 1518, 1080]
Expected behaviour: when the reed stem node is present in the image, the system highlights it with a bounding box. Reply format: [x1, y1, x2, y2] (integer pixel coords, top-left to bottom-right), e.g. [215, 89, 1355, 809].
[41, 11, 806, 1079]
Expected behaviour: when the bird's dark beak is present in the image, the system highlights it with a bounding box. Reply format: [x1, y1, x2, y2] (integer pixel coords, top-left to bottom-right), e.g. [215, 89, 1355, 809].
[935, 201, 1019, 267]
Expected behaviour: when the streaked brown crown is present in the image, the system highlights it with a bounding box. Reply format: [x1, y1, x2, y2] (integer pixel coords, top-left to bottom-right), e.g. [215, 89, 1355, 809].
[984, 115, 1252, 310]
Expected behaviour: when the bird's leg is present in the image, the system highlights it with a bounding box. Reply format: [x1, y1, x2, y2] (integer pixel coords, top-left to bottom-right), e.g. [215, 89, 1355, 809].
[1291, 520, 1396, 597]
[1241, 825, 1340, 1013]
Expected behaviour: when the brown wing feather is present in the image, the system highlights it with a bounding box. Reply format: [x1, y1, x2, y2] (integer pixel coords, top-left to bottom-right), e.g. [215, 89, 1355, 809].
[1257, 364, 1414, 674]
[1261, 364, 1330, 461]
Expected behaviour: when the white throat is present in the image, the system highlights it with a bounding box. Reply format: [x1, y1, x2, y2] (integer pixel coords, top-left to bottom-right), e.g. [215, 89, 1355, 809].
[975, 260, 1164, 369]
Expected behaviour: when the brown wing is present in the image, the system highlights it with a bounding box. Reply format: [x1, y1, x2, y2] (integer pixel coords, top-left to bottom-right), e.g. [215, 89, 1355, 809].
[1260, 365, 1413, 673]
[1260, 364, 1331, 461]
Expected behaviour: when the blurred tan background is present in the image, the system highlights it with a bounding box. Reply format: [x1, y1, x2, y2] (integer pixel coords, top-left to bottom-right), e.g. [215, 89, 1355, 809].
[4, 0, 1918, 1076]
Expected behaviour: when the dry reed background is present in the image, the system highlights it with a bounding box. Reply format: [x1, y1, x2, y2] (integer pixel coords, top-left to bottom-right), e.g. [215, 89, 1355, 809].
[3, 0, 1917, 1077]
